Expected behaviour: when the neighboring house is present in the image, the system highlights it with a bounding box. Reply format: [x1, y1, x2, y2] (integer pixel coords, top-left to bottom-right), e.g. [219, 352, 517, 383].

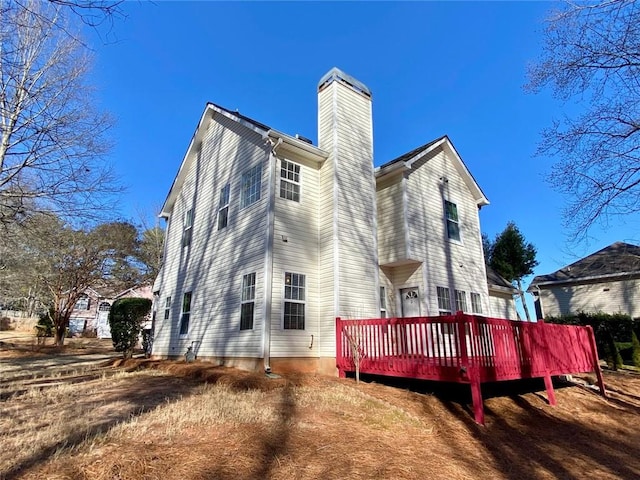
[486, 266, 520, 320]
[69, 285, 153, 338]
[528, 242, 640, 319]
[153, 67, 513, 375]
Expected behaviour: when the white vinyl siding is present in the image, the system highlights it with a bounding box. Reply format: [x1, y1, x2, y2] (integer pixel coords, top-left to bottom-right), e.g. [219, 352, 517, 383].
[401, 145, 490, 320]
[152, 112, 268, 358]
[377, 177, 407, 265]
[318, 77, 379, 325]
[272, 155, 321, 356]
[537, 278, 640, 319]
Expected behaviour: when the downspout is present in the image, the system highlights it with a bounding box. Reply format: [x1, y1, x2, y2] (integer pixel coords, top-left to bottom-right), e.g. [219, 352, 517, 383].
[262, 136, 282, 373]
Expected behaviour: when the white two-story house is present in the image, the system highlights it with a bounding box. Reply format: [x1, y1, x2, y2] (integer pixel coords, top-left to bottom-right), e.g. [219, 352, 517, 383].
[152, 68, 513, 375]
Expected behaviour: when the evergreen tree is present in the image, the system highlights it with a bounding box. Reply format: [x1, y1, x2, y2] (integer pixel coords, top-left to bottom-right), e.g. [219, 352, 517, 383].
[489, 222, 539, 320]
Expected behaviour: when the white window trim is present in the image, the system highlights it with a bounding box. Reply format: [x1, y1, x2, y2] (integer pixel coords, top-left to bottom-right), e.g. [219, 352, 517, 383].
[380, 286, 387, 318]
[163, 296, 171, 320]
[444, 200, 462, 243]
[240, 272, 256, 331]
[240, 164, 262, 209]
[182, 208, 194, 248]
[455, 289, 468, 313]
[179, 291, 192, 338]
[437, 286, 452, 316]
[470, 292, 483, 315]
[218, 183, 230, 230]
[283, 271, 306, 330]
[279, 158, 301, 203]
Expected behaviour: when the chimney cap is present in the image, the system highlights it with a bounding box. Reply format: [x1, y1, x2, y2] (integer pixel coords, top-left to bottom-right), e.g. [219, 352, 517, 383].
[318, 67, 371, 98]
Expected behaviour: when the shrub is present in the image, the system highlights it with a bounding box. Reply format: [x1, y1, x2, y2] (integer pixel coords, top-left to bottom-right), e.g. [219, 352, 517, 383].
[632, 331, 640, 367]
[35, 309, 55, 337]
[108, 297, 152, 359]
[0, 317, 13, 331]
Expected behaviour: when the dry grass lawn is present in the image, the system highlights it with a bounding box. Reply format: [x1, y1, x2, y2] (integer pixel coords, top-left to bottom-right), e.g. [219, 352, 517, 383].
[2, 337, 640, 479]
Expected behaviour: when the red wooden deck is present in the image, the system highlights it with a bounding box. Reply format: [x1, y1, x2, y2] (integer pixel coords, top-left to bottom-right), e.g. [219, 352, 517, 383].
[336, 312, 606, 425]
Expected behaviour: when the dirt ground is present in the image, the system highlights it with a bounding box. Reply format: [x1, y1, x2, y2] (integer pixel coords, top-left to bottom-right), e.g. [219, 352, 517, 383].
[1, 336, 639, 480]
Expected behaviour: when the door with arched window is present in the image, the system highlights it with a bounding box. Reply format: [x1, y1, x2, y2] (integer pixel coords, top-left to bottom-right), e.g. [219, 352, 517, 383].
[400, 288, 420, 317]
[96, 302, 111, 338]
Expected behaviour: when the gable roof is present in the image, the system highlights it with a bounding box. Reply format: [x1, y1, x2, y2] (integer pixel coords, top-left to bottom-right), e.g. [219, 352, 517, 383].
[528, 242, 640, 290]
[375, 135, 489, 207]
[160, 103, 327, 218]
[486, 265, 518, 293]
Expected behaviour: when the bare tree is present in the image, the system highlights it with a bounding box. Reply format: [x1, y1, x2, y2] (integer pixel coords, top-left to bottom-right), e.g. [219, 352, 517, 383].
[26, 216, 141, 345]
[527, 0, 640, 240]
[0, 0, 120, 226]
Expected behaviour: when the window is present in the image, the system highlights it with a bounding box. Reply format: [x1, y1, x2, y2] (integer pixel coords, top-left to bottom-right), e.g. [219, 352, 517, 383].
[470, 292, 483, 314]
[240, 164, 262, 208]
[455, 290, 468, 313]
[240, 273, 256, 330]
[182, 208, 194, 247]
[380, 286, 387, 318]
[179, 292, 192, 336]
[75, 294, 90, 310]
[164, 296, 171, 320]
[98, 302, 111, 312]
[444, 200, 460, 241]
[284, 272, 305, 329]
[218, 183, 230, 230]
[436, 286, 451, 315]
[280, 159, 300, 202]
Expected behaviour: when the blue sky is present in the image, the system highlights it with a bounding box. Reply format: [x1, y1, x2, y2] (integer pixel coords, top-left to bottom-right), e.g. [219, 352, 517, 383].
[86, 1, 640, 310]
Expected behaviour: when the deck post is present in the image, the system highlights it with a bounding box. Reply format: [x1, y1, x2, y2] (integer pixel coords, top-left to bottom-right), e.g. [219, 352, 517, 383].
[539, 323, 557, 406]
[587, 325, 607, 398]
[336, 317, 346, 378]
[458, 312, 485, 425]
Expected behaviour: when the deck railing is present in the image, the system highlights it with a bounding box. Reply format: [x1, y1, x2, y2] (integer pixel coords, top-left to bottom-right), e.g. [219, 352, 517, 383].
[336, 312, 606, 424]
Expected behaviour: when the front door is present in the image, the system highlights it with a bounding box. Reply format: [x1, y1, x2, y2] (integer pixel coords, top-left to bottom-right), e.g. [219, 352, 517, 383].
[400, 287, 420, 317]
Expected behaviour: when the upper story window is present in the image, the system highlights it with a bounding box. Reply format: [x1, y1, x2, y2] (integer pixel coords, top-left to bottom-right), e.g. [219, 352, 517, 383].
[436, 286, 451, 316]
[164, 296, 171, 320]
[240, 273, 256, 330]
[179, 292, 192, 337]
[280, 159, 300, 202]
[444, 200, 460, 241]
[75, 294, 90, 310]
[182, 208, 194, 248]
[470, 292, 483, 314]
[380, 286, 387, 318]
[218, 183, 230, 230]
[284, 272, 305, 330]
[240, 164, 262, 208]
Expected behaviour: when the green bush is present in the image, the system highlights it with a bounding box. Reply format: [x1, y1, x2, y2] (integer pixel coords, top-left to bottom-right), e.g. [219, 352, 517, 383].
[632, 331, 640, 367]
[108, 297, 152, 359]
[35, 309, 55, 337]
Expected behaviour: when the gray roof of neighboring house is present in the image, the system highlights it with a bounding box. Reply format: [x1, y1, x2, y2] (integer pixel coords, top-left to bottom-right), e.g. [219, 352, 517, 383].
[528, 241, 640, 290]
[486, 266, 518, 292]
[378, 136, 446, 170]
